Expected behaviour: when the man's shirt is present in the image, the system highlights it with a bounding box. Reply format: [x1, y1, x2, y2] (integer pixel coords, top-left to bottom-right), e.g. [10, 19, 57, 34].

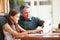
[0, 17, 7, 40]
[18, 16, 44, 30]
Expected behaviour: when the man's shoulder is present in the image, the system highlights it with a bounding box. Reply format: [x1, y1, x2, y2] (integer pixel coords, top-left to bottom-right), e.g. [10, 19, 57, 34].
[3, 14, 8, 19]
[0, 16, 7, 26]
[20, 16, 24, 20]
[31, 16, 40, 20]
[0, 16, 6, 20]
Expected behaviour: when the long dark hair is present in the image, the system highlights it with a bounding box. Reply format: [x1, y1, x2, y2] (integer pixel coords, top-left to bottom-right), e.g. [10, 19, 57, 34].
[58, 23, 60, 29]
[7, 10, 19, 25]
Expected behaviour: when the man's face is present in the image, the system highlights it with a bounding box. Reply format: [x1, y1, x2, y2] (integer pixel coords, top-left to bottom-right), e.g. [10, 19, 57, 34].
[21, 8, 30, 19]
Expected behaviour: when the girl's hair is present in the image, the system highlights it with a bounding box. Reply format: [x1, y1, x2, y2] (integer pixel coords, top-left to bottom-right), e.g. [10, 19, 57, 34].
[58, 23, 60, 29]
[7, 9, 19, 25]
[9, 9, 18, 17]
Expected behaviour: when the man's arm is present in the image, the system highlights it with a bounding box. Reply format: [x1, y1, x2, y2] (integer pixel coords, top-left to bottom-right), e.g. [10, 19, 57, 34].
[36, 17, 44, 27]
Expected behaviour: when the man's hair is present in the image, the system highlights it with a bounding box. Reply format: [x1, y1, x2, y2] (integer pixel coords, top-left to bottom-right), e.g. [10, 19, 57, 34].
[20, 5, 29, 12]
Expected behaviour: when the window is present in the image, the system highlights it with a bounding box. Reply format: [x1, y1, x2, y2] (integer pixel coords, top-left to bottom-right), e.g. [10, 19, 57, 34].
[34, 1, 37, 6]
[9, 0, 24, 10]
[24, 2, 31, 6]
[39, 0, 51, 5]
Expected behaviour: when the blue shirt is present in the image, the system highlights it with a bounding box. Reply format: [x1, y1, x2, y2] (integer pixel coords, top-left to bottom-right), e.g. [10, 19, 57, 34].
[18, 16, 44, 30]
[0, 16, 7, 40]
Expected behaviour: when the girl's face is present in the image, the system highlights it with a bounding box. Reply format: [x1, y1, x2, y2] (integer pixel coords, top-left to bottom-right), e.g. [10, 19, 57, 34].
[11, 13, 20, 23]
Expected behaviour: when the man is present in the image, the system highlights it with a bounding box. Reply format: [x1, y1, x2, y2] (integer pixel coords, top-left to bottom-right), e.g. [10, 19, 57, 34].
[18, 5, 44, 30]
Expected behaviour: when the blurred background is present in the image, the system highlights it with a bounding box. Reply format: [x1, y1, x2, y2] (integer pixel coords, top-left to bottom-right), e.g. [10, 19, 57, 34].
[0, 0, 60, 32]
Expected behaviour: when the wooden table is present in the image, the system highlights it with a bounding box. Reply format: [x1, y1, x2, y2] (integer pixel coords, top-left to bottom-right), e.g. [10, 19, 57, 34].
[17, 33, 60, 40]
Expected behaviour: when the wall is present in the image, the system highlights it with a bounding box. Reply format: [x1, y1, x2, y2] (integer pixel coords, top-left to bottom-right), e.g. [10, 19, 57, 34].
[52, 0, 60, 27]
[0, 0, 9, 14]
